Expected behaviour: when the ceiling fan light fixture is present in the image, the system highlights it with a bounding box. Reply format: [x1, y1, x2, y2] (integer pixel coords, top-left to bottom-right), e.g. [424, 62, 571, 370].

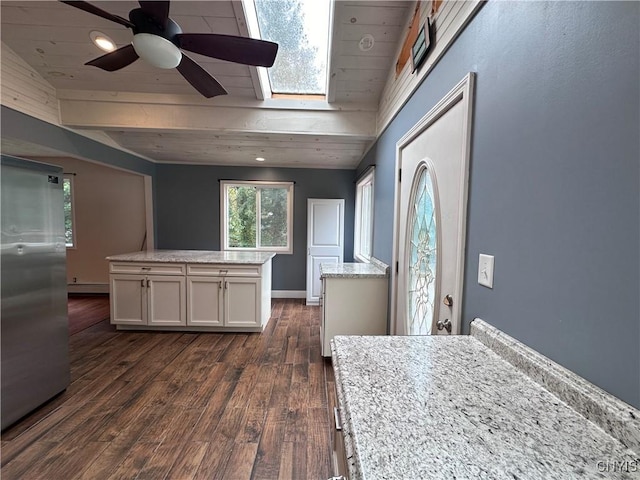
[132, 33, 182, 69]
[90, 31, 116, 52]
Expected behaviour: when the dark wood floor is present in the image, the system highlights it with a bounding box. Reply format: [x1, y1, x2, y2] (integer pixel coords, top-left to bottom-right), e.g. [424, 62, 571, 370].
[67, 294, 110, 335]
[1, 298, 337, 480]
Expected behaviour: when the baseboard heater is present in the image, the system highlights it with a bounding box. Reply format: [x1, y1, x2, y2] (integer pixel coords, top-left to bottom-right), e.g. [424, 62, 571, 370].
[67, 283, 109, 294]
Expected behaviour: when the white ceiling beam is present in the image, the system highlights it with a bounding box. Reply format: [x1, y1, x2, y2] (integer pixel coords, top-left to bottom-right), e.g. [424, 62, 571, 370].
[56, 89, 376, 112]
[58, 98, 377, 138]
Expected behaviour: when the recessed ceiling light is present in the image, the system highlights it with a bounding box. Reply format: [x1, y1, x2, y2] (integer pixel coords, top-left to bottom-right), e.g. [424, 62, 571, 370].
[255, 157, 265, 162]
[89, 31, 116, 52]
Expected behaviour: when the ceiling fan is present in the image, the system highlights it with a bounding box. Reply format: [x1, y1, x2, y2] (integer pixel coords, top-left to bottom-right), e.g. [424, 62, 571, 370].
[60, 1, 279, 98]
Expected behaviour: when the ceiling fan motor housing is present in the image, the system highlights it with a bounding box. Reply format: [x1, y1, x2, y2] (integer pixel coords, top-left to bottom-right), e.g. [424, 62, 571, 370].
[129, 8, 183, 69]
[129, 8, 182, 43]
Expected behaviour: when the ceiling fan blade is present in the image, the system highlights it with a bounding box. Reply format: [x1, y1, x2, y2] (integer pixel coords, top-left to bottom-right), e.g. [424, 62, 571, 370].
[85, 44, 139, 72]
[176, 33, 278, 67]
[59, 1, 135, 29]
[138, 1, 170, 29]
[176, 53, 227, 98]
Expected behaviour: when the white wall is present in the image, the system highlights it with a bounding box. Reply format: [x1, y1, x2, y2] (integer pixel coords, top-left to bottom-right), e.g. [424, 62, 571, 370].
[36, 156, 147, 287]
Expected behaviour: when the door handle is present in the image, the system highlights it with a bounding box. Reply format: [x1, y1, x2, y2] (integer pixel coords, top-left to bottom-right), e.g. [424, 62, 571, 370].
[141, 279, 144, 287]
[225, 281, 228, 290]
[436, 318, 452, 333]
[146, 279, 150, 288]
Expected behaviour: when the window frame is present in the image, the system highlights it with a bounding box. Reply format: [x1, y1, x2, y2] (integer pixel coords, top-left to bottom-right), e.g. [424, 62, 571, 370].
[63, 174, 76, 249]
[220, 180, 294, 254]
[354, 168, 375, 263]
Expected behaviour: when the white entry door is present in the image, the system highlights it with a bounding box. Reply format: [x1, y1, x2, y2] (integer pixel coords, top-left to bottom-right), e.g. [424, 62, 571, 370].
[392, 74, 475, 336]
[306, 199, 344, 305]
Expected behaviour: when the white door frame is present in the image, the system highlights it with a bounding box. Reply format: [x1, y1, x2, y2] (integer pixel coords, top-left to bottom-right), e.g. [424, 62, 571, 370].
[390, 73, 475, 335]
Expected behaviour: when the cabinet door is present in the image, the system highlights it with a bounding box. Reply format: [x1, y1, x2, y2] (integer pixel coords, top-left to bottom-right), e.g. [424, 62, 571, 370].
[110, 274, 146, 325]
[147, 275, 186, 326]
[187, 276, 224, 326]
[224, 277, 261, 327]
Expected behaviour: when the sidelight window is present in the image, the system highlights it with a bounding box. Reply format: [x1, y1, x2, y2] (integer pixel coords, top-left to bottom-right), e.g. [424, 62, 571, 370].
[354, 168, 374, 262]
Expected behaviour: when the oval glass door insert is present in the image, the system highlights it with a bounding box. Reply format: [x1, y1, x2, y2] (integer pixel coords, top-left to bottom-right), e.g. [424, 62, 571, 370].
[407, 166, 438, 335]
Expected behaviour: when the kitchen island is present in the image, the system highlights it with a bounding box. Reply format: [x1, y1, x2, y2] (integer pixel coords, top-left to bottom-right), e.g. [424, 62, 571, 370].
[331, 319, 640, 479]
[107, 250, 274, 332]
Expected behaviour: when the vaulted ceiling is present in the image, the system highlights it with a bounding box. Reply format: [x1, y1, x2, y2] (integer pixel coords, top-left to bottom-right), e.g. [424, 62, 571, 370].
[1, 1, 412, 169]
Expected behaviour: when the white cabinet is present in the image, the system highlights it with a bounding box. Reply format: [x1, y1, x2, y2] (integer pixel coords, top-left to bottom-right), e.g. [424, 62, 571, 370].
[321, 276, 388, 357]
[109, 258, 272, 332]
[187, 276, 224, 326]
[186, 276, 260, 328]
[147, 275, 186, 326]
[110, 264, 186, 327]
[110, 274, 146, 325]
[185, 263, 270, 330]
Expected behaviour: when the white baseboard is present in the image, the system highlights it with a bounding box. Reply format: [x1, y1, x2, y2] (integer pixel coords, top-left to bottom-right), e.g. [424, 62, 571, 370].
[67, 283, 109, 294]
[68, 286, 306, 297]
[271, 290, 306, 299]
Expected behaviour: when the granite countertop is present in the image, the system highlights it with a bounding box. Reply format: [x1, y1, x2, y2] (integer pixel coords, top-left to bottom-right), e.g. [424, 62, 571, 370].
[320, 258, 389, 279]
[106, 250, 275, 264]
[331, 322, 640, 479]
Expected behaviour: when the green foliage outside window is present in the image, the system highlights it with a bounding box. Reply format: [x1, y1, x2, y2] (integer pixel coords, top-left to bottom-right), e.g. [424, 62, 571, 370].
[226, 184, 290, 249]
[254, 0, 325, 94]
[228, 186, 257, 248]
[63, 177, 74, 247]
[260, 188, 288, 247]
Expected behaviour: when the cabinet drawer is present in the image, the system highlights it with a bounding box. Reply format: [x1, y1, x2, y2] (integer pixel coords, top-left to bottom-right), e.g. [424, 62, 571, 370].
[187, 264, 261, 277]
[110, 262, 185, 275]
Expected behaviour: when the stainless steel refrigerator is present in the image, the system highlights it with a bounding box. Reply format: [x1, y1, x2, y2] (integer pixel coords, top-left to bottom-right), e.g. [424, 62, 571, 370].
[1, 155, 70, 430]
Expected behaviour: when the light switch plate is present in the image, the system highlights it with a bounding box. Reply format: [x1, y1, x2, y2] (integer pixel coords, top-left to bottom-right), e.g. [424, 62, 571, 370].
[478, 254, 494, 288]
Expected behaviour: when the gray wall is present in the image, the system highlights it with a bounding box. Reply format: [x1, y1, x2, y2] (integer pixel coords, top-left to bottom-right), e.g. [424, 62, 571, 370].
[155, 164, 355, 291]
[358, 1, 640, 407]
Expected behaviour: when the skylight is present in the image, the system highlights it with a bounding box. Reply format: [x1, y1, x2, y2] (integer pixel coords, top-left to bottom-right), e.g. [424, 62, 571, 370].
[252, 0, 331, 96]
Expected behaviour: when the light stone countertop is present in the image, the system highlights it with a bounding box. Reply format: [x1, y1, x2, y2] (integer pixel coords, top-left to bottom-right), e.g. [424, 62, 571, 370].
[107, 249, 275, 264]
[331, 323, 640, 479]
[320, 261, 388, 279]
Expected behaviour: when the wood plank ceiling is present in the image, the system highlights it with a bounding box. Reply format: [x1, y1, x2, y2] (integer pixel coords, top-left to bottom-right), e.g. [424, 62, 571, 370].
[1, 1, 412, 169]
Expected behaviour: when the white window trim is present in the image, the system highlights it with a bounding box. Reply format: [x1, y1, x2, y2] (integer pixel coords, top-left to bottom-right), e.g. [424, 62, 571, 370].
[354, 168, 375, 263]
[220, 180, 294, 254]
[63, 174, 77, 249]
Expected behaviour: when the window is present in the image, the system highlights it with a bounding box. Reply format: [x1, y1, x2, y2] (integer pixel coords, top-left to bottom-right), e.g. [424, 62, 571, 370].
[354, 168, 374, 262]
[251, 0, 331, 96]
[221, 181, 294, 253]
[63, 174, 76, 248]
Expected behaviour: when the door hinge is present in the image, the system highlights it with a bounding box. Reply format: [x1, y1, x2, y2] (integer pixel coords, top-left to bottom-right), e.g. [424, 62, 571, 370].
[398, 169, 402, 182]
[396, 261, 399, 274]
